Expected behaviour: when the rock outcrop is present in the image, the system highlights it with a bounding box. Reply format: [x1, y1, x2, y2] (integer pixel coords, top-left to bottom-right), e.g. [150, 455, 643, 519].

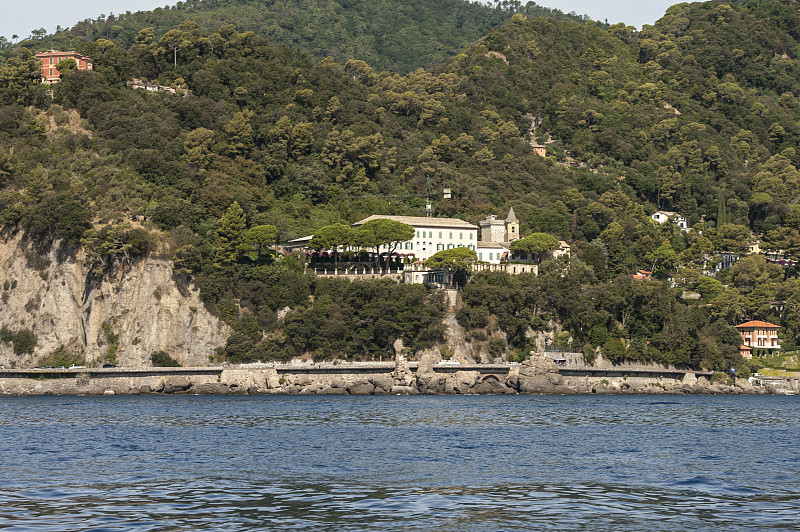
[0, 232, 230, 368]
[508, 353, 574, 394]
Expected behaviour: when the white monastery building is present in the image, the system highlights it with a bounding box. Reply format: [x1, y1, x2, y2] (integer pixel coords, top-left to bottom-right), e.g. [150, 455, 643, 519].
[352, 215, 478, 261]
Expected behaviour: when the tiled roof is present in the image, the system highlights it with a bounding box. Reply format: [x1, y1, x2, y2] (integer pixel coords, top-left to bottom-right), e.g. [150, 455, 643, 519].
[353, 215, 477, 230]
[735, 320, 779, 329]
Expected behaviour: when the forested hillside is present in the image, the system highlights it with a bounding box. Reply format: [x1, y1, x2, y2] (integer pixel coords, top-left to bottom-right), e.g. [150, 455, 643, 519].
[2, 0, 800, 373]
[12, 0, 590, 74]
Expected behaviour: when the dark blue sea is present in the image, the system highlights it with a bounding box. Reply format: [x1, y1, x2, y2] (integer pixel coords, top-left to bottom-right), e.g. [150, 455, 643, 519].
[0, 395, 798, 531]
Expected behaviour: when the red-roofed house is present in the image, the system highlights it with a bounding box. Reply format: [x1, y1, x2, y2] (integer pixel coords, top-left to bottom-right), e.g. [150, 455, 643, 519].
[736, 320, 780, 357]
[34, 50, 93, 84]
[739, 344, 753, 358]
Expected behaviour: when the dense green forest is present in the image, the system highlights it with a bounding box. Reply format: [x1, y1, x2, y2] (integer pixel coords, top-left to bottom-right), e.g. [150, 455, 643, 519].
[7, 0, 591, 74]
[2, 0, 800, 373]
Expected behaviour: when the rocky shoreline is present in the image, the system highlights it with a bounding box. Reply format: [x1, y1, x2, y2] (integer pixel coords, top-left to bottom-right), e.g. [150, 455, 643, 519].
[0, 354, 776, 396]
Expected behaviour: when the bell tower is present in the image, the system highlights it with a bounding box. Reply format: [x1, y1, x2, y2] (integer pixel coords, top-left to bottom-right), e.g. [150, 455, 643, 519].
[505, 207, 519, 242]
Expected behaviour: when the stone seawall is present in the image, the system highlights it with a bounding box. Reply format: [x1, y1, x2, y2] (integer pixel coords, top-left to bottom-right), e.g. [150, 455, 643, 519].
[0, 355, 774, 396]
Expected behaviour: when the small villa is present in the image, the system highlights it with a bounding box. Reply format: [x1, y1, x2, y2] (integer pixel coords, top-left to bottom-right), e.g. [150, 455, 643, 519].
[34, 50, 93, 84]
[651, 210, 688, 232]
[736, 320, 781, 358]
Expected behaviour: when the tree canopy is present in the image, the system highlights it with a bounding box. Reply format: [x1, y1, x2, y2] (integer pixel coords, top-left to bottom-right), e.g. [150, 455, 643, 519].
[426, 247, 478, 287]
[509, 233, 559, 263]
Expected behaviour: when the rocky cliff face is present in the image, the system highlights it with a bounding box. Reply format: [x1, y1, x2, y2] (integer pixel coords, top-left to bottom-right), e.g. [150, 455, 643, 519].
[0, 232, 230, 368]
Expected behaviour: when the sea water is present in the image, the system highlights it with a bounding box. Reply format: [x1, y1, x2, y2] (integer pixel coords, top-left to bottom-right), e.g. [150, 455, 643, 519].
[0, 395, 798, 530]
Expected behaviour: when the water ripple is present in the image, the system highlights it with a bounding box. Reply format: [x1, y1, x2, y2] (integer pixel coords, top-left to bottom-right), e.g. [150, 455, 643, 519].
[0, 395, 798, 530]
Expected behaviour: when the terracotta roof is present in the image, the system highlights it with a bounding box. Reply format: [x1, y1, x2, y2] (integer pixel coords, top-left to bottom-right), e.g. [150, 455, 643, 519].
[353, 215, 477, 230]
[740, 345, 752, 351]
[735, 320, 779, 329]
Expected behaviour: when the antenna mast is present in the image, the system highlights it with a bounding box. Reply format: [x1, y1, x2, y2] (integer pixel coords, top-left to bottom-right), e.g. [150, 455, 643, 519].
[425, 174, 433, 217]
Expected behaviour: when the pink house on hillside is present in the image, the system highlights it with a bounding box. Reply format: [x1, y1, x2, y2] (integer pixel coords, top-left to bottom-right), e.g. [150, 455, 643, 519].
[736, 320, 780, 358]
[34, 50, 93, 84]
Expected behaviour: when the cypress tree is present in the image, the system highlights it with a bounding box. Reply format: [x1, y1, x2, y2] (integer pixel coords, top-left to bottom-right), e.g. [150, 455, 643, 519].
[214, 201, 246, 267]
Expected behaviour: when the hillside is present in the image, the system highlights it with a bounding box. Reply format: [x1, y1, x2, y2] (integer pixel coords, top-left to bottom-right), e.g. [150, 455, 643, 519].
[16, 0, 591, 74]
[2, 0, 800, 373]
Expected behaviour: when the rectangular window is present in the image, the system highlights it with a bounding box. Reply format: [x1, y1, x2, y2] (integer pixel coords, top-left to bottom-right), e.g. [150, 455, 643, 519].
[49, 69, 53, 76]
[459, 232, 463, 240]
[449, 232, 452, 239]
[49, 58, 53, 65]
[489, 253, 493, 260]
[469, 233, 473, 240]
[439, 231, 442, 239]
[479, 253, 483, 260]
[416, 231, 419, 238]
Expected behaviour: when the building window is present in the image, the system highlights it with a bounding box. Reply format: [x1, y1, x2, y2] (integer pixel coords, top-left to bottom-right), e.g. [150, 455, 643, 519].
[439, 231, 442, 239]
[449, 232, 452, 239]
[447, 244, 453, 249]
[49, 69, 53, 76]
[459, 232, 463, 240]
[416, 231, 419, 238]
[468, 245, 474, 250]
[49, 57, 53, 65]
[489, 253, 493, 260]
[479, 253, 483, 260]
[469, 233, 473, 240]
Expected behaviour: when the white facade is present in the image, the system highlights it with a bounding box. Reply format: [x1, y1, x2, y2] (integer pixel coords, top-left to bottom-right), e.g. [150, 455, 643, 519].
[651, 210, 688, 231]
[353, 215, 478, 261]
[476, 242, 509, 264]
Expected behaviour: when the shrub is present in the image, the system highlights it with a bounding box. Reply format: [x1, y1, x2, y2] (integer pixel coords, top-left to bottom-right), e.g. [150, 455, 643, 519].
[11, 329, 36, 354]
[488, 336, 507, 356]
[150, 350, 181, 367]
[40, 345, 84, 367]
[470, 329, 488, 341]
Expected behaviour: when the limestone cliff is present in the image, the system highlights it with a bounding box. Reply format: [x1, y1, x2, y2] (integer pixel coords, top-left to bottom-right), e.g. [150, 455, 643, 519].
[0, 232, 230, 368]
